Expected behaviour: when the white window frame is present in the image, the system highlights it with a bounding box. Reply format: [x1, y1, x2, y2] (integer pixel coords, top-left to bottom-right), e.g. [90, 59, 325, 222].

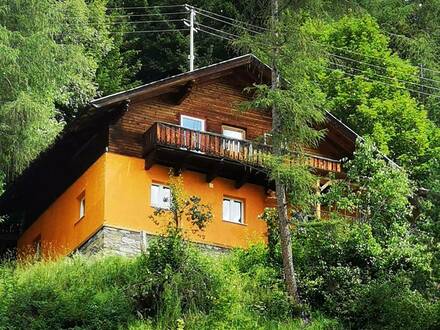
[77, 192, 86, 221]
[150, 183, 171, 210]
[79, 197, 85, 219]
[222, 197, 244, 224]
[222, 125, 246, 153]
[222, 125, 246, 140]
[180, 115, 205, 131]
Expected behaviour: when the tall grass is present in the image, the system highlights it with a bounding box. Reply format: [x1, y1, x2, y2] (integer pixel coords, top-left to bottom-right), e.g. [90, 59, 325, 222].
[0, 236, 340, 329]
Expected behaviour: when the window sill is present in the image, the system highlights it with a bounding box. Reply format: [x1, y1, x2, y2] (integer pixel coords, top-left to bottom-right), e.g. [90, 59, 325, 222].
[222, 219, 247, 226]
[74, 216, 85, 226]
[151, 205, 171, 211]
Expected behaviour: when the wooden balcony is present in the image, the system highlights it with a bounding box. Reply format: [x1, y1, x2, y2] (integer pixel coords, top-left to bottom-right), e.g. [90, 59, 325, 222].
[143, 122, 343, 188]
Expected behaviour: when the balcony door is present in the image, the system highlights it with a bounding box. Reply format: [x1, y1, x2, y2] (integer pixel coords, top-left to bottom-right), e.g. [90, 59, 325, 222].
[180, 115, 205, 151]
[222, 125, 245, 154]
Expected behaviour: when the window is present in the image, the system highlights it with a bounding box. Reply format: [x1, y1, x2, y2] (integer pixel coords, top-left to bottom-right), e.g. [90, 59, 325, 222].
[222, 125, 245, 140]
[151, 184, 171, 209]
[180, 115, 205, 131]
[180, 115, 205, 151]
[222, 125, 245, 153]
[77, 191, 85, 221]
[223, 198, 244, 224]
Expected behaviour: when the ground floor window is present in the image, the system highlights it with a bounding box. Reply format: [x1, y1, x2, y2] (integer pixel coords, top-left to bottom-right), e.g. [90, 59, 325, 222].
[223, 197, 244, 224]
[151, 183, 171, 209]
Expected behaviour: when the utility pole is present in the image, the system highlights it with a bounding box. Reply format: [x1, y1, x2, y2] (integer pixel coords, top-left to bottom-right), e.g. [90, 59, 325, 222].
[185, 5, 196, 71]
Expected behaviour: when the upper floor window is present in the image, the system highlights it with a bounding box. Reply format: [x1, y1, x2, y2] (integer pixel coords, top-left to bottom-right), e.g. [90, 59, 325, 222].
[222, 125, 245, 140]
[222, 125, 246, 153]
[151, 183, 171, 209]
[78, 191, 85, 221]
[181, 115, 205, 131]
[223, 197, 244, 224]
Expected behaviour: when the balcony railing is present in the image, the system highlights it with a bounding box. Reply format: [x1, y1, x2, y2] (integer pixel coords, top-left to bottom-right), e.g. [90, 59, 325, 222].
[144, 122, 343, 173]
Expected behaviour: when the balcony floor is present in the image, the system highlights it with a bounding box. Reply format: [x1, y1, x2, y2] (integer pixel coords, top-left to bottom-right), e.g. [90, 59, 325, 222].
[145, 145, 270, 189]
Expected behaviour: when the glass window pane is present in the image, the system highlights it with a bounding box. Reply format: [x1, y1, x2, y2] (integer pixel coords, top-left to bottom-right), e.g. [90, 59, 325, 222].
[223, 199, 230, 220]
[151, 184, 160, 206]
[223, 129, 244, 140]
[182, 117, 203, 131]
[232, 201, 242, 223]
[161, 187, 171, 209]
[79, 198, 85, 218]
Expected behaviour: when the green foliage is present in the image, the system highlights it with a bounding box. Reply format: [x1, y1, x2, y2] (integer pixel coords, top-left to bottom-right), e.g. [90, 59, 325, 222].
[0, 235, 343, 330]
[0, 0, 140, 184]
[323, 139, 413, 239]
[318, 15, 437, 171]
[0, 256, 136, 329]
[130, 230, 221, 327]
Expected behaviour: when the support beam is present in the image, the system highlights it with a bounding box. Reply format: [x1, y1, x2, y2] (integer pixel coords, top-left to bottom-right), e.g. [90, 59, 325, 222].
[235, 168, 250, 189]
[144, 150, 156, 170]
[174, 80, 195, 105]
[206, 160, 223, 183]
[173, 154, 192, 175]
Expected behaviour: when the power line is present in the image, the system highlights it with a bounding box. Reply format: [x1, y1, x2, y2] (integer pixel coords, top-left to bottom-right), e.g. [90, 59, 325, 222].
[328, 52, 440, 87]
[330, 61, 440, 93]
[328, 63, 440, 98]
[109, 12, 187, 19]
[197, 28, 234, 41]
[107, 19, 185, 25]
[107, 5, 185, 10]
[109, 28, 188, 34]
[188, 5, 268, 32]
[194, 22, 240, 39]
[194, 10, 262, 35]
[108, 11, 187, 18]
[327, 44, 440, 76]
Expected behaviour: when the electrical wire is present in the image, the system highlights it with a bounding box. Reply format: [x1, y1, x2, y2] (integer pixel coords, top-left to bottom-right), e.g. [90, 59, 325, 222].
[109, 28, 188, 34]
[109, 12, 187, 19]
[329, 61, 440, 93]
[107, 5, 185, 10]
[327, 44, 440, 76]
[328, 63, 440, 98]
[194, 22, 240, 39]
[104, 5, 440, 85]
[328, 52, 440, 86]
[197, 28, 234, 41]
[188, 5, 268, 32]
[194, 10, 262, 35]
[108, 19, 185, 25]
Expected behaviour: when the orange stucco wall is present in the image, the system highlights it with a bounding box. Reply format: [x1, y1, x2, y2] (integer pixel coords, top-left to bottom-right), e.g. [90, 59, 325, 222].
[18, 151, 269, 257]
[104, 152, 268, 249]
[17, 154, 106, 257]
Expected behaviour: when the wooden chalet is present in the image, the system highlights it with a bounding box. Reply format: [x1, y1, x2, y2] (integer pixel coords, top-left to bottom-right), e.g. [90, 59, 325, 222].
[0, 54, 359, 257]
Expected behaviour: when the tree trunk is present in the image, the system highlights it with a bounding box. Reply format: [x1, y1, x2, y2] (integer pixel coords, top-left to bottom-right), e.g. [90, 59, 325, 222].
[270, 0, 301, 305]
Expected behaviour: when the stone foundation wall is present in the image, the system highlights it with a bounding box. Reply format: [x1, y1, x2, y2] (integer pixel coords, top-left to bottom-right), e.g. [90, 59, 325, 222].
[77, 226, 228, 256]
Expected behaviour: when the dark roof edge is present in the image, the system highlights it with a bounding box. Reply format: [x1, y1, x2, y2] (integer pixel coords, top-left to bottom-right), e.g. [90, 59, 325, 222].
[91, 53, 259, 108]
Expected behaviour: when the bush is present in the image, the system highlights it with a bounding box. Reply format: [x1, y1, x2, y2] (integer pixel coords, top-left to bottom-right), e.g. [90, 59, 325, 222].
[351, 277, 440, 330]
[288, 219, 439, 327]
[130, 229, 222, 327]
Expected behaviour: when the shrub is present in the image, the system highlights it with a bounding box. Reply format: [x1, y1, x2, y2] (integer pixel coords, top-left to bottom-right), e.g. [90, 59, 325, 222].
[350, 277, 440, 330]
[130, 229, 222, 327]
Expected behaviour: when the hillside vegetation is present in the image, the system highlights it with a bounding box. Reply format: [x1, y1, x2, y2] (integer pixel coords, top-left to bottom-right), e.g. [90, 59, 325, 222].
[0, 225, 438, 330]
